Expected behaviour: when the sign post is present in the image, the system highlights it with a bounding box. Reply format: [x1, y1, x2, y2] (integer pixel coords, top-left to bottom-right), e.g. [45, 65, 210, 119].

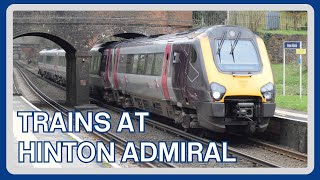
[283, 46, 286, 96]
[283, 41, 302, 96]
[299, 42, 302, 100]
[296, 44, 307, 100]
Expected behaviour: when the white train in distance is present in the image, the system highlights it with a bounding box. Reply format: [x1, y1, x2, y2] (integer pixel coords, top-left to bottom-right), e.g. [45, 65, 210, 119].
[38, 49, 67, 85]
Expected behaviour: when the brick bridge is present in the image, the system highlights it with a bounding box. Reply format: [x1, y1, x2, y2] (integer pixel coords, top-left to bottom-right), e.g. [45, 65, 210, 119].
[13, 11, 193, 106]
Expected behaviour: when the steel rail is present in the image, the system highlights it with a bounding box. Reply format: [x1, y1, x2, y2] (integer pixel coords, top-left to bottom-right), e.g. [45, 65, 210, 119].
[247, 137, 307, 162]
[91, 98, 283, 168]
[15, 63, 175, 168]
[13, 81, 21, 96]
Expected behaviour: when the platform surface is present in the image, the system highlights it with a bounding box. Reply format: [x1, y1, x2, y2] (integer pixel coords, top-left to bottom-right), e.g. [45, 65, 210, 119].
[274, 108, 308, 122]
[10, 95, 118, 171]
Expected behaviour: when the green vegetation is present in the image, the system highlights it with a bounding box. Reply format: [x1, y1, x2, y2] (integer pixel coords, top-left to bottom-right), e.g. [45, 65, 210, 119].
[258, 29, 307, 35]
[275, 95, 307, 112]
[271, 64, 308, 112]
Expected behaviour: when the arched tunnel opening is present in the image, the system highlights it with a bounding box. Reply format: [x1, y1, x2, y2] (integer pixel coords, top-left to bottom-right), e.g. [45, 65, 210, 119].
[13, 32, 83, 106]
[13, 31, 153, 106]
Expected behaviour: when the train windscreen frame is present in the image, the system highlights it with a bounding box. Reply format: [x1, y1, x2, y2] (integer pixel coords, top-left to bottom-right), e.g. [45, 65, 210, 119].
[213, 39, 262, 73]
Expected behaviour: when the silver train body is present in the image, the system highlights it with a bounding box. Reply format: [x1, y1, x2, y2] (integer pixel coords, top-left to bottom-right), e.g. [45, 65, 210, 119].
[38, 49, 67, 85]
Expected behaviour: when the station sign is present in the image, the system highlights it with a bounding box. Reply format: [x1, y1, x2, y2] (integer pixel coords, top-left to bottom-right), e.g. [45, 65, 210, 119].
[296, 48, 307, 55]
[282, 40, 304, 99]
[283, 41, 301, 49]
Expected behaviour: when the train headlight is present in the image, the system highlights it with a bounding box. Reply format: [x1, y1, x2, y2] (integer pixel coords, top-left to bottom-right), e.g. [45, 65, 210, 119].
[210, 82, 226, 101]
[261, 82, 274, 101]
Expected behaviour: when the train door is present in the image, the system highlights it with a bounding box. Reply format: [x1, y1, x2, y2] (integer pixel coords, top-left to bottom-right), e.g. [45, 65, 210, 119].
[172, 44, 201, 104]
[104, 49, 112, 88]
[113, 47, 120, 90]
[161, 44, 171, 100]
[171, 44, 188, 103]
[108, 49, 115, 89]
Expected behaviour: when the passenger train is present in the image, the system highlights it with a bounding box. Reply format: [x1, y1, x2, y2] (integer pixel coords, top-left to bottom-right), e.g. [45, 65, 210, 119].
[38, 49, 67, 85]
[38, 25, 276, 134]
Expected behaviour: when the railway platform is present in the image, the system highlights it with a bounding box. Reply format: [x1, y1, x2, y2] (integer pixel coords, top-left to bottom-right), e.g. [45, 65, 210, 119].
[274, 108, 308, 122]
[10, 95, 120, 171]
[267, 108, 308, 153]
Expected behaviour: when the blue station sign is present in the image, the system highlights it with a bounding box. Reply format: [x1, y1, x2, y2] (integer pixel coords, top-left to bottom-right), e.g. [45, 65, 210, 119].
[283, 41, 301, 49]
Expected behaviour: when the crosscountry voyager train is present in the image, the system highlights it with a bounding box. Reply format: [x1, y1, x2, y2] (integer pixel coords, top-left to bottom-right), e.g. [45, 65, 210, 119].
[38, 49, 67, 85]
[38, 25, 276, 134]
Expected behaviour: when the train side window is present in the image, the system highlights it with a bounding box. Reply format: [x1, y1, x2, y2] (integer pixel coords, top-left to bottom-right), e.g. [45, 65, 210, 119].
[145, 54, 154, 75]
[59, 56, 65, 66]
[63, 57, 66, 66]
[118, 54, 127, 73]
[100, 55, 107, 72]
[126, 54, 134, 73]
[90, 55, 96, 73]
[47, 56, 53, 64]
[131, 54, 139, 74]
[153, 53, 163, 76]
[137, 54, 146, 75]
[58, 57, 62, 66]
[190, 47, 197, 63]
[108, 54, 113, 73]
[93, 56, 97, 73]
[96, 56, 101, 74]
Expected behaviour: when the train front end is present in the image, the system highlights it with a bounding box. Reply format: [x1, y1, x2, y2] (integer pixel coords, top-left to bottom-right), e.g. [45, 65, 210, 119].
[197, 26, 276, 134]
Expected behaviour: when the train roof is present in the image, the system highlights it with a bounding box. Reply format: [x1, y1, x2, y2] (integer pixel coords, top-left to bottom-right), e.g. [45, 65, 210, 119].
[94, 25, 254, 50]
[39, 49, 65, 56]
[87, 25, 255, 54]
[90, 41, 121, 54]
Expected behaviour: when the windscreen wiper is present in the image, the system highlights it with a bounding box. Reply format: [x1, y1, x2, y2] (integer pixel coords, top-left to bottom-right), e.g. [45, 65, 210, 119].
[229, 32, 241, 63]
[217, 32, 227, 63]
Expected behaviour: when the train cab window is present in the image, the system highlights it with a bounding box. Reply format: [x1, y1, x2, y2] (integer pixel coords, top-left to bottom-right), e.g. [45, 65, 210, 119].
[145, 54, 154, 75]
[137, 54, 146, 75]
[153, 53, 163, 76]
[214, 39, 261, 72]
[131, 55, 139, 74]
[126, 54, 134, 73]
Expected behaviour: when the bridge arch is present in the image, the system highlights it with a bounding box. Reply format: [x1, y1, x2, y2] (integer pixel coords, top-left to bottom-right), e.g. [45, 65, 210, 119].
[13, 32, 84, 106]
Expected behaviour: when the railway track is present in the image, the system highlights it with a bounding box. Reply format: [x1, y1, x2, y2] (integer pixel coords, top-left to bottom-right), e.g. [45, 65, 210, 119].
[246, 137, 307, 162]
[15, 60, 307, 168]
[91, 98, 284, 168]
[13, 75, 21, 96]
[14, 62, 175, 168]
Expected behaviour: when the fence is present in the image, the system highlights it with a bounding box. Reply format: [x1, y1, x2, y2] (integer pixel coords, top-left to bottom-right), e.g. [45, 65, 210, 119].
[193, 11, 308, 32]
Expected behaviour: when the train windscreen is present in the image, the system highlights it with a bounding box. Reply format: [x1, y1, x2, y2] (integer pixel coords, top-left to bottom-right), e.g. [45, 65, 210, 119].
[213, 39, 261, 72]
